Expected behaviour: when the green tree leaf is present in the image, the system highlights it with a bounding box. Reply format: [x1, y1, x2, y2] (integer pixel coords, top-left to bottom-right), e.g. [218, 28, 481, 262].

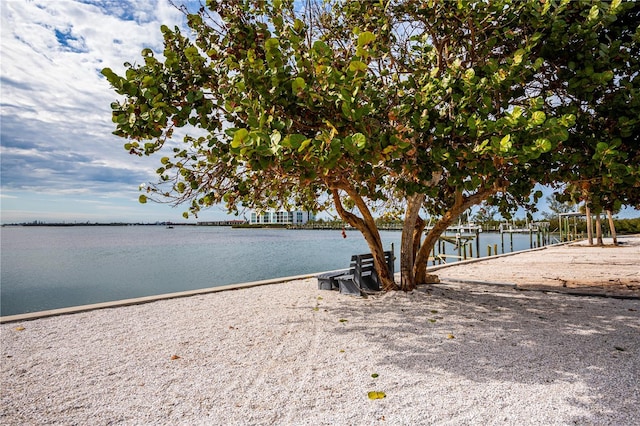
[353, 133, 366, 149]
[534, 138, 552, 152]
[292, 77, 306, 93]
[531, 111, 546, 126]
[349, 60, 368, 72]
[231, 128, 249, 149]
[357, 31, 376, 47]
[499, 135, 512, 152]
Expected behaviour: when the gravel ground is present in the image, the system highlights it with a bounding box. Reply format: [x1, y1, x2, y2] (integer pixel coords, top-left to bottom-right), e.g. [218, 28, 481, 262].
[2, 272, 639, 425]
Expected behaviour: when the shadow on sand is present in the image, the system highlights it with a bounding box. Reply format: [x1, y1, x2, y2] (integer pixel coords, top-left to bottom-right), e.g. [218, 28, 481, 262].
[325, 283, 639, 424]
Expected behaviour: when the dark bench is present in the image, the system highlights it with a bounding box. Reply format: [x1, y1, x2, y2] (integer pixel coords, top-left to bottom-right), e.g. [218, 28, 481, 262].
[317, 268, 351, 290]
[337, 250, 394, 295]
[334, 250, 394, 296]
[317, 249, 395, 295]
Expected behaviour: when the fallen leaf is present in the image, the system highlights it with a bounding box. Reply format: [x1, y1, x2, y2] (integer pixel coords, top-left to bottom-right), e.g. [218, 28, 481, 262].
[339, 319, 348, 323]
[368, 391, 386, 400]
[429, 319, 437, 323]
[614, 346, 625, 352]
[430, 310, 438, 314]
[15, 326, 25, 331]
[371, 373, 379, 378]
[171, 355, 181, 360]
[447, 334, 455, 339]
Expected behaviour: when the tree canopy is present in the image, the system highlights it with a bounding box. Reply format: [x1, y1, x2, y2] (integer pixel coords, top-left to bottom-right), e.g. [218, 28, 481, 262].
[538, 0, 640, 215]
[103, 0, 639, 290]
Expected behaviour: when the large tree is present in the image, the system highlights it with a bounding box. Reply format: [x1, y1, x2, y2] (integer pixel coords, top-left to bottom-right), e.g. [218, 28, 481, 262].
[538, 0, 640, 242]
[103, 0, 625, 290]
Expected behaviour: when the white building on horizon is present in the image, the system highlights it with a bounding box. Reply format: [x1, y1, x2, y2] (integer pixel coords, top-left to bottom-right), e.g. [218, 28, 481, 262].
[249, 210, 315, 225]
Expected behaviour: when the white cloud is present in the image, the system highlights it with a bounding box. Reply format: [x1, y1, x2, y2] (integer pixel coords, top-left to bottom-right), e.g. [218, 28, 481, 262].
[1, 0, 180, 124]
[0, 0, 194, 223]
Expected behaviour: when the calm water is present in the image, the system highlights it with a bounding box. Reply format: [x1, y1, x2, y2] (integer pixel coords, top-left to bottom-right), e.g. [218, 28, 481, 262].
[1, 226, 539, 315]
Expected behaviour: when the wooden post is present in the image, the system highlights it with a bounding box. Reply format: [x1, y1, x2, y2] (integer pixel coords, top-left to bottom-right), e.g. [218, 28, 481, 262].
[559, 215, 564, 242]
[494, 243, 498, 255]
[391, 243, 395, 277]
[488, 245, 492, 256]
[607, 210, 618, 246]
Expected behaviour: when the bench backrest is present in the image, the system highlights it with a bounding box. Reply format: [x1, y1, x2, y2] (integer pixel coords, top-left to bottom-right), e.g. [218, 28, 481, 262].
[348, 250, 394, 290]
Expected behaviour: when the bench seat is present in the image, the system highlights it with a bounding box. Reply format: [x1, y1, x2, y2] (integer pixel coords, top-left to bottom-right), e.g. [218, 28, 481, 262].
[323, 250, 394, 296]
[317, 269, 350, 290]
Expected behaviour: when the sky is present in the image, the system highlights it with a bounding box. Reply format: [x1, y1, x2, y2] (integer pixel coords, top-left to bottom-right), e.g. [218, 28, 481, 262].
[0, 0, 235, 223]
[1, 1, 638, 224]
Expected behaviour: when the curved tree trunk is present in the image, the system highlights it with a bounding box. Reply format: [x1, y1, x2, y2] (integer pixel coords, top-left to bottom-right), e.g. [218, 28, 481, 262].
[400, 193, 425, 291]
[331, 187, 397, 291]
[414, 188, 499, 284]
[415, 215, 455, 284]
[331, 182, 500, 291]
[412, 216, 426, 269]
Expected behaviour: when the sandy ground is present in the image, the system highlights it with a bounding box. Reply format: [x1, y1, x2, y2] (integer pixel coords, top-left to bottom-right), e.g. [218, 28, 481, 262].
[434, 235, 640, 298]
[1, 237, 639, 425]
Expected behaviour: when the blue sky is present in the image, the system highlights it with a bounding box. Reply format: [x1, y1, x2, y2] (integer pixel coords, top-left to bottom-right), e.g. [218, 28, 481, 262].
[1, 1, 637, 224]
[1, 0, 235, 223]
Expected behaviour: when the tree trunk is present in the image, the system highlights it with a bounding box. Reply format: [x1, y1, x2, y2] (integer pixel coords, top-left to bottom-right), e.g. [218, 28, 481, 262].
[586, 206, 593, 245]
[412, 216, 426, 269]
[413, 188, 499, 284]
[414, 223, 448, 284]
[607, 210, 618, 246]
[595, 213, 603, 246]
[399, 193, 425, 291]
[331, 187, 397, 290]
[415, 193, 465, 284]
[331, 182, 499, 291]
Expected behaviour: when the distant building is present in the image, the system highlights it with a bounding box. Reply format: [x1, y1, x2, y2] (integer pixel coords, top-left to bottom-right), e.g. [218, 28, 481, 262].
[249, 210, 315, 225]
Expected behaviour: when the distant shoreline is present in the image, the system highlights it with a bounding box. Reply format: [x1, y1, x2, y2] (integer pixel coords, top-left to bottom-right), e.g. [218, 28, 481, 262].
[2, 222, 231, 227]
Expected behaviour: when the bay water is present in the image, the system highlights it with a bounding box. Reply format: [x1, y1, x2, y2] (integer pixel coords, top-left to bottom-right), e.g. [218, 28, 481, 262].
[1, 225, 539, 316]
